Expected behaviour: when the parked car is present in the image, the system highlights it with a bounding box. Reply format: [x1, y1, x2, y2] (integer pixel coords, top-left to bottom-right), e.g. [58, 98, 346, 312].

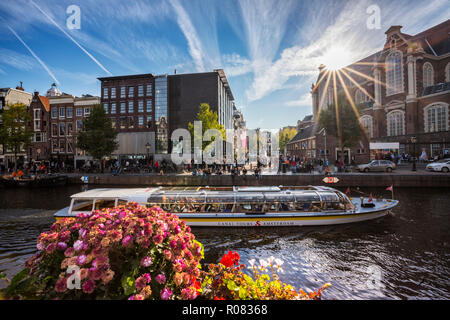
[358, 160, 396, 172]
[426, 159, 450, 172]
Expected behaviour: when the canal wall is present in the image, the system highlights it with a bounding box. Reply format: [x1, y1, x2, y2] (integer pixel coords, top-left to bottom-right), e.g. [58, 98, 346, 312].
[68, 173, 450, 188]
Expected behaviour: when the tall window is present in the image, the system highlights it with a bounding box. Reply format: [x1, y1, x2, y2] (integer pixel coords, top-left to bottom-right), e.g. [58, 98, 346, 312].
[59, 107, 65, 118]
[111, 103, 116, 114]
[138, 100, 144, 113]
[120, 86, 126, 98]
[104, 103, 109, 114]
[111, 87, 116, 99]
[128, 101, 134, 113]
[120, 102, 126, 114]
[423, 62, 434, 88]
[146, 84, 152, 96]
[67, 107, 73, 118]
[51, 107, 57, 119]
[138, 85, 144, 97]
[52, 123, 58, 137]
[103, 87, 108, 98]
[360, 115, 373, 138]
[128, 86, 134, 98]
[355, 89, 367, 105]
[387, 111, 405, 136]
[445, 63, 450, 83]
[59, 122, 65, 136]
[84, 107, 90, 116]
[67, 122, 73, 136]
[424, 103, 448, 133]
[34, 109, 40, 131]
[76, 108, 83, 117]
[146, 100, 152, 113]
[386, 51, 404, 96]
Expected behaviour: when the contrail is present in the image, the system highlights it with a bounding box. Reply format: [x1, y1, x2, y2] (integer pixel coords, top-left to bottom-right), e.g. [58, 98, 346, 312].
[7, 25, 60, 85]
[30, 0, 112, 76]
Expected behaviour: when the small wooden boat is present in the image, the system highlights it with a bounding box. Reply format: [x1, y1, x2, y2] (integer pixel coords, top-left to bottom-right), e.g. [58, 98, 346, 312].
[54, 186, 398, 227]
[1, 174, 68, 188]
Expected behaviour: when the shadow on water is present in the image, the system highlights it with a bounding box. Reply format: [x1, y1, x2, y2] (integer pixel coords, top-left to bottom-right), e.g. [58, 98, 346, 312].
[0, 184, 449, 299]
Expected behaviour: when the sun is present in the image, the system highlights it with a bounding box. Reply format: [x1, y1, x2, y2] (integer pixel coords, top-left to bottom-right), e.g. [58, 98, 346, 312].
[321, 45, 354, 71]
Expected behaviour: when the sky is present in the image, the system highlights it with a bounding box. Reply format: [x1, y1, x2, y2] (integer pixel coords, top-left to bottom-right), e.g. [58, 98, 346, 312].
[0, 0, 449, 130]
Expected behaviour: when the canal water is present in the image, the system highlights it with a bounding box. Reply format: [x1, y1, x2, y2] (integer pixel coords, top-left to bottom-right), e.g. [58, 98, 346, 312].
[0, 185, 448, 300]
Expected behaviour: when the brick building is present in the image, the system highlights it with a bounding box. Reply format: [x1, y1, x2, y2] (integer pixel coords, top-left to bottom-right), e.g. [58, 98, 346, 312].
[289, 20, 450, 164]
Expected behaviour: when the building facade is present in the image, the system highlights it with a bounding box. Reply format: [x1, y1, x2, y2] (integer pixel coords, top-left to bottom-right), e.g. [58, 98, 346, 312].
[0, 84, 33, 167]
[98, 69, 235, 161]
[305, 20, 450, 164]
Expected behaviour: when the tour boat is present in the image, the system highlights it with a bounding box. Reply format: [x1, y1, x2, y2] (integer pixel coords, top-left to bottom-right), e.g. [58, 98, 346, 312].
[53, 186, 398, 227]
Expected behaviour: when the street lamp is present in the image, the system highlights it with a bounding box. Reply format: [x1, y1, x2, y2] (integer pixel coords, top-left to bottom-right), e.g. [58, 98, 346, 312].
[411, 136, 417, 171]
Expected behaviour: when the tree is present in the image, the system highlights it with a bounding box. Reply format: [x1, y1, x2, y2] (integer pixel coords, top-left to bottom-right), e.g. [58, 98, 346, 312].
[0, 103, 33, 171]
[278, 127, 297, 154]
[188, 103, 225, 153]
[318, 91, 363, 152]
[76, 104, 118, 172]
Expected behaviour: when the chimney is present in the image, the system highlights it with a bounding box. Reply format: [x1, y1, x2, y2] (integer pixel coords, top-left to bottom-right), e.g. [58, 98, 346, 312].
[16, 81, 24, 91]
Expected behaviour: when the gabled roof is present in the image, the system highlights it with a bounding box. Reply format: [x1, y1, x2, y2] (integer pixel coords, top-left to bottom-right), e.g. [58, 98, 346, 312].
[288, 125, 316, 144]
[38, 96, 50, 112]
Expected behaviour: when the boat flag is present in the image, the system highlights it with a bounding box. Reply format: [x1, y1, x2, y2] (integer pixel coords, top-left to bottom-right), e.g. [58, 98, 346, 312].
[345, 187, 350, 195]
[386, 186, 394, 199]
[368, 193, 373, 202]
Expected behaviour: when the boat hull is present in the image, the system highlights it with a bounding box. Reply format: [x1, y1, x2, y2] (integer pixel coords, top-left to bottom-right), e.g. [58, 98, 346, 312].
[2, 175, 68, 188]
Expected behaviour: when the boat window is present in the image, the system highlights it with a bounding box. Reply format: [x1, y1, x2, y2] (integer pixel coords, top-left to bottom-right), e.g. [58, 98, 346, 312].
[279, 202, 296, 211]
[72, 199, 94, 212]
[94, 200, 116, 210]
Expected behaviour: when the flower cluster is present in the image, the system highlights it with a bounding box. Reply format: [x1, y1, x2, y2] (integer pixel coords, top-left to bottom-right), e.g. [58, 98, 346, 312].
[7, 202, 204, 300]
[200, 251, 330, 300]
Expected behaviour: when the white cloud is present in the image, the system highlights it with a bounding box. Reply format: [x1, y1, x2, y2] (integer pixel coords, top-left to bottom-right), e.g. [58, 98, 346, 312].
[285, 93, 312, 108]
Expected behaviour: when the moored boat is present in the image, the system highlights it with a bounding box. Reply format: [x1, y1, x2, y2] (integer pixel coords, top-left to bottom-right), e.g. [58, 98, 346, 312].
[54, 186, 398, 227]
[1, 174, 68, 188]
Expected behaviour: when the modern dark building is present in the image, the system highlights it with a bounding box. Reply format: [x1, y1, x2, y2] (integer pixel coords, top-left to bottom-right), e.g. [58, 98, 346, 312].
[98, 69, 235, 160]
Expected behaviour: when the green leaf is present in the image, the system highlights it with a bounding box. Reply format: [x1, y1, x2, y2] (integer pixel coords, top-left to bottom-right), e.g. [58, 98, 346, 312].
[121, 275, 136, 296]
[238, 286, 247, 300]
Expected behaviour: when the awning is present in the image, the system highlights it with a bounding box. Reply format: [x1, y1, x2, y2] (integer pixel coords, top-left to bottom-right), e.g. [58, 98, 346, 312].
[370, 142, 399, 150]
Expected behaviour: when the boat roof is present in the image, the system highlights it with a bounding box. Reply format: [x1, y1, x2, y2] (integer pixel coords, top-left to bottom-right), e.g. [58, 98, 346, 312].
[71, 188, 156, 203]
[70, 186, 344, 203]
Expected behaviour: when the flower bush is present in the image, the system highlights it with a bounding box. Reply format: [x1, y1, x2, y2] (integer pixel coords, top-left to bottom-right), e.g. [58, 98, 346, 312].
[1, 203, 329, 301]
[2, 203, 204, 300]
[200, 251, 330, 300]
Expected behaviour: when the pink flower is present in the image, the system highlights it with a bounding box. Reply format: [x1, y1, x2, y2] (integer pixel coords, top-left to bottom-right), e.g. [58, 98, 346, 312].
[128, 294, 144, 300]
[82, 279, 95, 294]
[155, 274, 166, 284]
[77, 255, 87, 265]
[55, 278, 67, 293]
[73, 240, 84, 252]
[122, 235, 133, 247]
[141, 256, 152, 267]
[135, 273, 151, 290]
[45, 243, 56, 254]
[64, 247, 75, 257]
[163, 249, 172, 260]
[56, 242, 67, 251]
[153, 234, 163, 244]
[160, 288, 172, 300]
[37, 242, 44, 251]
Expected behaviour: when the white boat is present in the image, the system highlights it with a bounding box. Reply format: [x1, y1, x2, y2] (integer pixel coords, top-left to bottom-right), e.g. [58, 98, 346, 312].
[54, 186, 399, 227]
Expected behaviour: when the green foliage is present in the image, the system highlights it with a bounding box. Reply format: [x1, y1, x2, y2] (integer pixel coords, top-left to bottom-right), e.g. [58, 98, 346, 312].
[318, 91, 363, 150]
[188, 103, 225, 152]
[0, 103, 32, 168]
[76, 104, 118, 162]
[279, 127, 297, 153]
